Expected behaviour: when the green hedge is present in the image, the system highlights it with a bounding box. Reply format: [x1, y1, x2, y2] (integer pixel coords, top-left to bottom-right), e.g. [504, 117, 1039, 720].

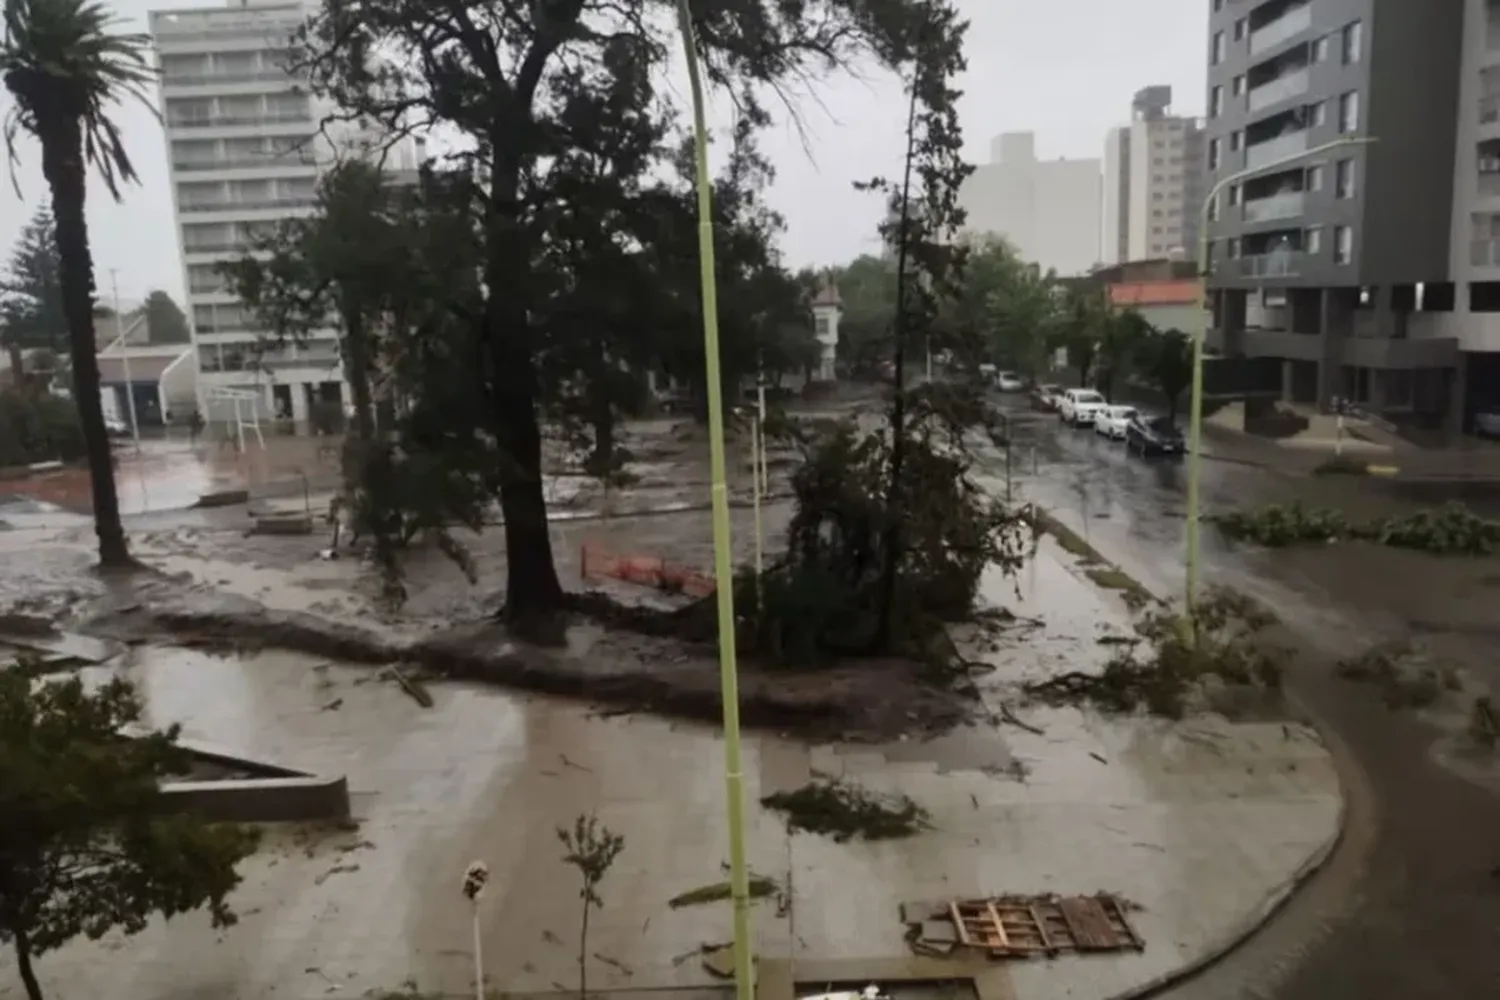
[0, 390, 86, 467]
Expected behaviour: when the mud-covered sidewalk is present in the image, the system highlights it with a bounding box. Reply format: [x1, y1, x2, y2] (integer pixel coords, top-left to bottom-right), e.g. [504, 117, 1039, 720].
[0, 507, 1341, 1000]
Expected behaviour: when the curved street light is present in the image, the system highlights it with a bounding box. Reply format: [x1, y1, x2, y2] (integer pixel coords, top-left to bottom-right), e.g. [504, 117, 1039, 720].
[1183, 134, 1378, 631]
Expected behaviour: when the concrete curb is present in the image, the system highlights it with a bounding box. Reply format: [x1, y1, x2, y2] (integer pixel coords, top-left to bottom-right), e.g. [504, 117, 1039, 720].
[1049, 508, 1357, 1000]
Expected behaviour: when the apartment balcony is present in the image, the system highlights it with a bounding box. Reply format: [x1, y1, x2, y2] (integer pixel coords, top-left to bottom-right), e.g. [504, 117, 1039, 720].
[1248, 3, 1312, 56]
[1242, 190, 1306, 224]
[1238, 252, 1303, 278]
[1478, 172, 1500, 199]
[184, 242, 249, 255]
[1472, 238, 1500, 267]
[1245, 131, 1308, 170]
[165, 70, 289, 87]
[1247, 67, 1309, 114]
[168, 113, 312, 130]
[173, 157, 317, 173]
[180, 197, 316, 213]
[1482, 96, 1500, 126]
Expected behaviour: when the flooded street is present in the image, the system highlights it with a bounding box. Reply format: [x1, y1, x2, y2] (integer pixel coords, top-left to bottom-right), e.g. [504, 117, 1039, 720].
[0, 497, 1338, 1000]
[988, 400, 1500, 1000]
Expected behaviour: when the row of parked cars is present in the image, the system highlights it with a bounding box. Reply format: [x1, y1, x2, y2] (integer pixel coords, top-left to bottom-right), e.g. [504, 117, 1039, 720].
[1031, 384, 1185, 458]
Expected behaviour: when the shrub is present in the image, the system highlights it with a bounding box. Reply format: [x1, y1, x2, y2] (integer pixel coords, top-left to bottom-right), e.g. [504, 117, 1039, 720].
[0, 389, 85, 467]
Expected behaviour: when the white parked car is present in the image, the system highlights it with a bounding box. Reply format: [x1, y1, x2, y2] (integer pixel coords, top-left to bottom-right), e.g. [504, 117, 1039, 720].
[104, 415, 128, 436]
[1058, 388, 1108, 427]
[1094, 405, 1138, 440]
[995, 371, 1025, 392]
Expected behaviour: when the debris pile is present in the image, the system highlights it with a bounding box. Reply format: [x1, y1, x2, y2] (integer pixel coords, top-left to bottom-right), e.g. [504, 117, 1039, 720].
[1214, 501, 1500, 556]
[901, 894, 1143, 960]
[760, 779, 929, 842]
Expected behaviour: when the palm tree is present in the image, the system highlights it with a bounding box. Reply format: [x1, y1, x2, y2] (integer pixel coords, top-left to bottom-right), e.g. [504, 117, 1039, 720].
[1, 0, 155, 567]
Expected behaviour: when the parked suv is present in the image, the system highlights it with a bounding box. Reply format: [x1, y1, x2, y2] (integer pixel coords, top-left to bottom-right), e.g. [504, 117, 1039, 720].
[1057, 388, 1107, 427]
[1124, 414, 1185, 457]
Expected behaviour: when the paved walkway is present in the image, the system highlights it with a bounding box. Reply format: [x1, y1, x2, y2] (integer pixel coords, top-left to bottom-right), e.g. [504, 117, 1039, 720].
[0, 541, 1339, 1000]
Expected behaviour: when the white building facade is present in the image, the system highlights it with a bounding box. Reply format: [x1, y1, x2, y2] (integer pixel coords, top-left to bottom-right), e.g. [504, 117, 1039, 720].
[150, 0, 411, 426]
[958, 132, 1102, 277]
[1102, 86, 1206, 265]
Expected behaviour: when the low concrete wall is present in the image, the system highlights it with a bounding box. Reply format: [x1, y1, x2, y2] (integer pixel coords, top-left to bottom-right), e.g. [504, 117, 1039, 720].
[161, 775, 351, 824]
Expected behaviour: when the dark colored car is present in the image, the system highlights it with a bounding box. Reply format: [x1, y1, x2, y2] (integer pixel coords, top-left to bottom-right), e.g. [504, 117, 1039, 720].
[1124, 414, 1184, 457]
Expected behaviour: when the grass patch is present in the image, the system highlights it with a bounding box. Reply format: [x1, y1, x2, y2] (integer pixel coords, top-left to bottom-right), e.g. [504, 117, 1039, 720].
[1030, 509, 1095, 560]
[667, 874, 780, 909]
[760, 779, 929, 842]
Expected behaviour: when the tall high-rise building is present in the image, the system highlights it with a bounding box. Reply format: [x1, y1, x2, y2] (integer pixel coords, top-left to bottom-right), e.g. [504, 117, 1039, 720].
[1204, 0, 1482, 434]
[958, 132, 1102, 276]
[150, 0, 412, 425]
[1101, 86, 1207, 265]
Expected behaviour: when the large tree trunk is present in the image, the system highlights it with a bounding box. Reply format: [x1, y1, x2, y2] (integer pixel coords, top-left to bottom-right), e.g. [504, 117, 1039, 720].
[14, 931, 43, 1000]
[5, 343, 24, 386]
[40, 113, 128, 566]
[485, 148, 563, 620]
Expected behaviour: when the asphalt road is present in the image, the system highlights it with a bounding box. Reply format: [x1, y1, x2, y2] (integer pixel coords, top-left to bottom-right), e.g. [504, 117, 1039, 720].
[992, 403, 1500, 1000]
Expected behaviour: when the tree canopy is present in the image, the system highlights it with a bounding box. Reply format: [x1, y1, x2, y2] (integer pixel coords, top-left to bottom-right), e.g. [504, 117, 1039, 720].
[0, 208, 66, 372]
[137, 291, 190, 345]
[0, 666, 256, 1000]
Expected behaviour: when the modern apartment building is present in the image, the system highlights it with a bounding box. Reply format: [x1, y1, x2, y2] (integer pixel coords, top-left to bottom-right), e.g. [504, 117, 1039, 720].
[1102, 86, 1207, 265]
[959, 132, 1102, 276]
[150, 0, 412, 425]
[1204, 0, 1471, 433]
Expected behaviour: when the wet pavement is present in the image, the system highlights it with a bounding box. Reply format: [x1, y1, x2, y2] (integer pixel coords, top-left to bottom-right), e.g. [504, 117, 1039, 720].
[984, 401, 1500, 1000]
[0, 528, 1339, 1000]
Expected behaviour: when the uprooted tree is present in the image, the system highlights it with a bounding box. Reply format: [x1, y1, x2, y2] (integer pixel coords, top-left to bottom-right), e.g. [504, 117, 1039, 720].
[0, 667, 258, 1000]
[291, 0, 973, 624]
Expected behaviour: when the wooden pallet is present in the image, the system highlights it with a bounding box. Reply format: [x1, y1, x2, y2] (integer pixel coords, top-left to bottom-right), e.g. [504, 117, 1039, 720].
[947, 895, 1143, 959]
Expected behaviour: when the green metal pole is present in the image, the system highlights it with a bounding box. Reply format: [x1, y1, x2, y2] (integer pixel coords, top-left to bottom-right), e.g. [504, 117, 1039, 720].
[675, 5, 754, 1000]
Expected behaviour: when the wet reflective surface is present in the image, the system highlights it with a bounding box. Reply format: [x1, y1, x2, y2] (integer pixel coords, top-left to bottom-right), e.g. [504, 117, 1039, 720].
[1, 537, 1338, 1000]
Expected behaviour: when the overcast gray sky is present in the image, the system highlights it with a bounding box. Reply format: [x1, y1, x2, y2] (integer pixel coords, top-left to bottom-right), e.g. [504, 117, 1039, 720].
[0, 0, 1206, 304]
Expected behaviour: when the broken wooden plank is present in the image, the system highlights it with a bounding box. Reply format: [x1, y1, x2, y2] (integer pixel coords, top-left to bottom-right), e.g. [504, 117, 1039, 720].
[1057, 895, 1122, 951]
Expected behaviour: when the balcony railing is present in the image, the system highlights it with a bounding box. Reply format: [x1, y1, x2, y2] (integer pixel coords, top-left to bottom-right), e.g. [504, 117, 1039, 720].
[1238, 251, 1303, 278]
[168, 113, 311, 129]
[173, 156, 316, 172]
[1244, 131, 1308, 170]
[180, 197, 316, 213]
[184, 242, 248, 255]
[1247, 67, 1310, 113]
[1471, 238, 1500, 267]
[1242, 190, 1306, 223]
[164, 70, 290, 86]
[1249, 3, 1312, 55]
[1484, 96, 1500, 125]
[1479, 172, 1500, 198]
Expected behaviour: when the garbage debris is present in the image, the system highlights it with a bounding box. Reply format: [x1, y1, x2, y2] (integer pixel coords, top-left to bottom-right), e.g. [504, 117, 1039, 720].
[902, 893, 1143, 959]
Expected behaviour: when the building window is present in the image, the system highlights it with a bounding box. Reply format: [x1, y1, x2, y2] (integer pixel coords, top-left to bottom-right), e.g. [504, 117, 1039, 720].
[1306, 226, 1323, 255]
[1311, 101, 1327, 128]
[1307, 164, 1324, 192]
[1342, 21, 1363, 64]
[1210, 85, 1223, 117]
[1230, 130, 1243, 151]
[1313, 36, 1330, 63]
[1334, 225, 1353, 264]
[1207, 196, 1218, 222]
[1213, 0, 1223, 10]
[1209, 137, 1221, 170]
[1234, 17, 1246, 41]
[1228, 238, 1241, 259]
[1212, 31, 1225, 64]
[1335, 158, 1356, 198]
[1232, 74, 1245, 97]
[1338, 91, 1360, 133]
[1228, 183, 1241, 206]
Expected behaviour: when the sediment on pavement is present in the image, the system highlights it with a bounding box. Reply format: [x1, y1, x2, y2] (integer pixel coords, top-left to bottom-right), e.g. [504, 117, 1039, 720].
[85, 599, 973, 743]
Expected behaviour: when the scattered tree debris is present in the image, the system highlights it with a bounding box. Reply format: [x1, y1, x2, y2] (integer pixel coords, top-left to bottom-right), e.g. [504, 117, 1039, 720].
[387, 664, 433, 708]
[1025, 587, 1284, 719]
[1335, 640, 1460, 710]
[1215, 501, 1500, 556]
[666, 873, 781, 909]
[1469, 697, 1498, 750]
[760, 779, 930, 842]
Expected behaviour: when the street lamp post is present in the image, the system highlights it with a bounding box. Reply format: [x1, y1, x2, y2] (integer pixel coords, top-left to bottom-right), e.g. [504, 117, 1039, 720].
[1183, 135, 1378, 625]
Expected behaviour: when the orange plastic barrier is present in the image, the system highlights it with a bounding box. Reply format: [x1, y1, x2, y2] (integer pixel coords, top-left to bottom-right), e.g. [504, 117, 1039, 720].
[581, 541, 715, 598]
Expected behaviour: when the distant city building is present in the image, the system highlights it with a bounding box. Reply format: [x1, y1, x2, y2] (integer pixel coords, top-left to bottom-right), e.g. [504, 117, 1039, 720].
[149, 0, 416, 426]
[958, 132, 1102, 276]
[1102, 86, 1207, 265]
[810, 276, 841, 381]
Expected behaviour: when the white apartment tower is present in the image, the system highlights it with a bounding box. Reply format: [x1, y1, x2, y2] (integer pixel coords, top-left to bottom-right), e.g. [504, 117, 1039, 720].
[1102, 86, 1206, 265]
[151, 0, 379, 425]
[958, 132, 1102, 276]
